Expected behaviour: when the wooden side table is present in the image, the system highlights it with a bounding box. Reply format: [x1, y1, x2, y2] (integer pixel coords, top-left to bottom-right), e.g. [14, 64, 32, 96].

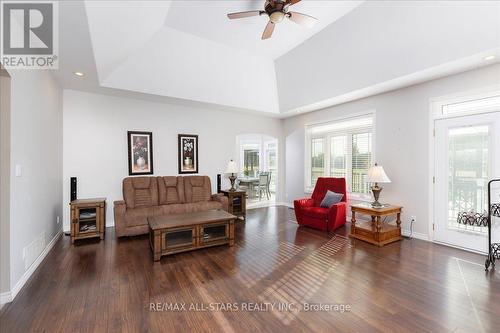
[221, 190, 246, 220]
[349, 203, 402, 246]
[70, 198, 106, 244]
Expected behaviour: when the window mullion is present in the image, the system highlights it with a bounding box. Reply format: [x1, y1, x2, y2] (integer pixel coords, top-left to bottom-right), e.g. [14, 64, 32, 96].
[347, 133, 353, 193]
[325, 135, 331, 177]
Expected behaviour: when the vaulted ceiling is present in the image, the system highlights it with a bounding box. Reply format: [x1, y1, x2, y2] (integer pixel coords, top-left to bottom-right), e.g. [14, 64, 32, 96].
[55, 1, 500, 117]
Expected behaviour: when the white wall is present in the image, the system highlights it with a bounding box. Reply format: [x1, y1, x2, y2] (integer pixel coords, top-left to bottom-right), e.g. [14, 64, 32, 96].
[8, 69, 63, 291]
[0, 70, 11, 295]
[283, 64, 500, 239]
[62, 90, 284, 231]
[275, 1, 500, 112]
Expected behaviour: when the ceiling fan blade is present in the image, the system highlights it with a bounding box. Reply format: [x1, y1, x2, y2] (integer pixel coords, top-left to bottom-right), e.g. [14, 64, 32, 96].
[285, 0, 302, 6]
[287, 11, 317, 28]
[227, 11, 262, 19]
[261, 21, 275, 40]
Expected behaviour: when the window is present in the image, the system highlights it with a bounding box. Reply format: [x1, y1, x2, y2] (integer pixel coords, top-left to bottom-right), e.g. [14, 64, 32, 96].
[441, 95, 500, 117]
[305, 114, 374, 196]
[311, 138, 325, 186]
[265, 142, 277, 192]
[243, 149, 259, 177]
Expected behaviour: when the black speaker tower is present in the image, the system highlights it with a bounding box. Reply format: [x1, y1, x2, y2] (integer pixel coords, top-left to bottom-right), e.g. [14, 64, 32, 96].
[217, 174, 222, 193]
[70, 177, 77, 202]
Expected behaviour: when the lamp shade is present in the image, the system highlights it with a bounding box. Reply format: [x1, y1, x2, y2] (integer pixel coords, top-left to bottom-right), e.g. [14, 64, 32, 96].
[225, 160, 238, 174]
[367, 164, 391, 183]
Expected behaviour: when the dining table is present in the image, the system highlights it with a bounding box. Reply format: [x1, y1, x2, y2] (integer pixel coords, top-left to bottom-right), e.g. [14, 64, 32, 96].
[237, 177, 259, 198]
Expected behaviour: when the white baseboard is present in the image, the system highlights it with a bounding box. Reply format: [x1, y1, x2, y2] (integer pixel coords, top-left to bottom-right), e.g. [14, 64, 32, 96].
[401, 229, 429, 241]
[432, 240, 488, 255]
[0, 291, 11, 306]
[0, 229, 62, 306]
[247, 202, 293, 210]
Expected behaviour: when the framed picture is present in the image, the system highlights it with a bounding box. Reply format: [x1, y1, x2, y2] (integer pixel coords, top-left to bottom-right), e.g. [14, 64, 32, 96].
[127, 131, 153, 175]
[178, 134, 198, 174]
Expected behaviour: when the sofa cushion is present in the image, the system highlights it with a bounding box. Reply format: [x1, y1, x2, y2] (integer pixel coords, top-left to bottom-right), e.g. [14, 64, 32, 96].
[301, 206, 329, 219]
[158, 203, 189, 215]
[158, 176, 185, 205]
[123, 177, 158, 209]
[184, 201, 222, 213]
[124, 207, 155, 227]
[184, 176, 212, 203]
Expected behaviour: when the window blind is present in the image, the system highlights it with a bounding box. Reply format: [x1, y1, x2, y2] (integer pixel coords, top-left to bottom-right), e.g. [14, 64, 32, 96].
[305, 114, 374, 194]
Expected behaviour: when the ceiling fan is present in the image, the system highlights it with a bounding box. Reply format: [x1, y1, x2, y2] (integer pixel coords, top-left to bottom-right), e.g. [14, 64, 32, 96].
[227, 0, 318, 40]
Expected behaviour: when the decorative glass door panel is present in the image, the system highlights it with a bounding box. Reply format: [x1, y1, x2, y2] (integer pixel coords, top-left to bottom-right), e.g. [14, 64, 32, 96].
[435, 112, 500, 253]
[447, 126, 489, 234]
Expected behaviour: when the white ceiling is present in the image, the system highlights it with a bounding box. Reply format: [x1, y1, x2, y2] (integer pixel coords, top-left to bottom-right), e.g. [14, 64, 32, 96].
[164, 1, 363, 59]
[54, 0, 500, 117]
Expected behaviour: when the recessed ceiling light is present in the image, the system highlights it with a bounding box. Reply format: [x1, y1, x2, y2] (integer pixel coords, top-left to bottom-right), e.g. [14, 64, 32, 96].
[484, 55, 496, 61]
[73, 71, 84, 77]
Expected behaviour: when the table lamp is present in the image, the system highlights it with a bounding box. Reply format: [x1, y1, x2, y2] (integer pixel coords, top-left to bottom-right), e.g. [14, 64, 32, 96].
[225, 159, 238, 191]
[367, 163, 391, 207]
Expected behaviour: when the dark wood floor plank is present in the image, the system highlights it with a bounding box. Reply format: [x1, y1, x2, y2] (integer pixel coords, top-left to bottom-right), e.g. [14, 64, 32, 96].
[1, 206, 499, 333]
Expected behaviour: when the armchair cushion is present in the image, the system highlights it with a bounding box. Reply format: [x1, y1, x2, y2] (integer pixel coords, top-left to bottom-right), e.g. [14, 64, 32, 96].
[301, 206, 329, 219]
[320, 190, 344, 208]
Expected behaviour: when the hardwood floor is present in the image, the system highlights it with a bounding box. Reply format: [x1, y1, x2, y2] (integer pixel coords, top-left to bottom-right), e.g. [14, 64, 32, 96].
[1, 206, 499, 332]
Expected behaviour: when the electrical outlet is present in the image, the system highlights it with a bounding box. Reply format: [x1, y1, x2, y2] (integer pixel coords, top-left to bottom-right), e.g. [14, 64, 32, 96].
[57, 216, 60, 224]
[410, 216, 416, 223]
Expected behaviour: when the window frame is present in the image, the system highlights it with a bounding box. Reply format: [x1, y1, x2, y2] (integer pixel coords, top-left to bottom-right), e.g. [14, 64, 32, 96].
[304, 111, 376, 201]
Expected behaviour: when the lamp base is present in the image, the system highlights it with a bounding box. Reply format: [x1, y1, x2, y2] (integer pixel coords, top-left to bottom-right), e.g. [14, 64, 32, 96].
[229, 174, 236, 192]
[371, 183, 383, 208]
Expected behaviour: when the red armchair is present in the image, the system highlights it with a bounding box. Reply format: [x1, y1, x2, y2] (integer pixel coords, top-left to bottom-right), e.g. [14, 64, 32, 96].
[294, 177, 347, 232]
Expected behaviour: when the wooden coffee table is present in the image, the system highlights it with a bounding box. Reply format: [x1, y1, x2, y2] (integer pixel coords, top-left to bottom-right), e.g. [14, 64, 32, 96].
[349, 203, 403, 246]
[148, 210, 236, 261]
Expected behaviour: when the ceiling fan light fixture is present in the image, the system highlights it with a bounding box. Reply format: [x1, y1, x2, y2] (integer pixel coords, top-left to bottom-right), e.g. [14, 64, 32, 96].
[269, 11, 285, 23]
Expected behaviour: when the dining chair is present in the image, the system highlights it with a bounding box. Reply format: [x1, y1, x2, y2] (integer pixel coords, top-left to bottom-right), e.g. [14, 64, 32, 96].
[266, 171, 272, 198]
[256, 173, 270, 200]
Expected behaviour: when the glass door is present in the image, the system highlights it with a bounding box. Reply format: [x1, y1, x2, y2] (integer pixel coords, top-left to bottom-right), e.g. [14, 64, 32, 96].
[434, 112, 500, 253]
[243, 149, 260, 177]
[265, 142, 277, 193]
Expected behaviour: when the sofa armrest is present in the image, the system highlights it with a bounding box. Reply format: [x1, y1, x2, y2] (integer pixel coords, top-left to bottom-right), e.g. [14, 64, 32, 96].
[327, 202, 347, 231]
[211, 194, 229, 212]
[294, 198, 314, 208]
[293, 198, 313, 225]
[113, 200, 127, 237]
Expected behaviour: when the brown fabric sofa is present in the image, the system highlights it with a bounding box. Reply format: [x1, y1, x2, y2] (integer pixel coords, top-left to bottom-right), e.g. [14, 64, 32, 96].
[114, 175, 228, 237]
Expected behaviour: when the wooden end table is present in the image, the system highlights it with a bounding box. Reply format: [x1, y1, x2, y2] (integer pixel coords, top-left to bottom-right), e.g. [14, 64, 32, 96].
[70, 198, 106, 244]
[349, 203, 403, 246]
[221, 190, 246, 220]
